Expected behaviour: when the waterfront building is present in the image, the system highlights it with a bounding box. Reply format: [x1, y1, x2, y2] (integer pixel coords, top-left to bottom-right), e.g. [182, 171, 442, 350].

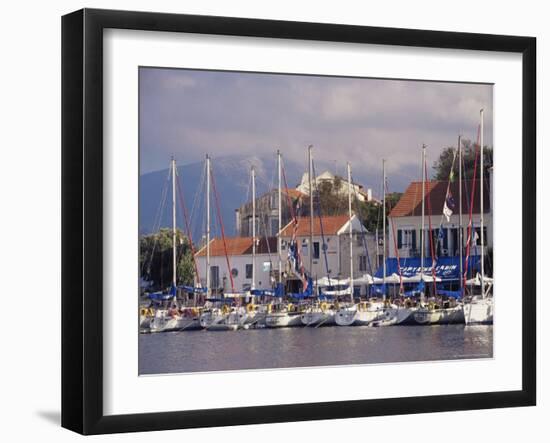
[235, 188, 304, 238]
[388, 177, 492, 260]
[278, 214, 377, 291]
[195, 237, 277, 294]
[297, 170, 375, 203]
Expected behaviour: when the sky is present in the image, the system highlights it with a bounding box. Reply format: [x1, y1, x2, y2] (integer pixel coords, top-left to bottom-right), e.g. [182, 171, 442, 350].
[139, 67, 493, 193]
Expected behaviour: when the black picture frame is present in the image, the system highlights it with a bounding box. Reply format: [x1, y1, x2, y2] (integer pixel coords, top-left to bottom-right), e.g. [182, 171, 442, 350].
[61, 8, 536, 435]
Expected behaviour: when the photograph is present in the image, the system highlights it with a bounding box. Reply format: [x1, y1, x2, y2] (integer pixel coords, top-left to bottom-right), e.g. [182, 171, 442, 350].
[137, 67, 494, 375]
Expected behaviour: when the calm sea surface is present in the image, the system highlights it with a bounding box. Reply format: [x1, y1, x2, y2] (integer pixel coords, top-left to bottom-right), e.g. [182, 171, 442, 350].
[139, 325, 492, 375]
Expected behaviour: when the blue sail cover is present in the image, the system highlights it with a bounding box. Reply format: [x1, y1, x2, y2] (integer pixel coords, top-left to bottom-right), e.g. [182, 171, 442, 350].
[288, 278, 315, 299]
[374, 256, 481, 281]
[178, 285, 208, 294]
[148, 291, 174, 301]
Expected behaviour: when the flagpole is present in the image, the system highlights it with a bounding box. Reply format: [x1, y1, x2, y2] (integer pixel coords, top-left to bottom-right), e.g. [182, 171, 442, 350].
[420, 145, 426, 305]
[251, 165, 256, 291]
[480, 109, 485, 298]
[458, 135, 463, 295]
[308, 145, 313, 278]
[382, 159, 387, 302]
[172, 157, 177, 299]
[347, 162, 354, 304]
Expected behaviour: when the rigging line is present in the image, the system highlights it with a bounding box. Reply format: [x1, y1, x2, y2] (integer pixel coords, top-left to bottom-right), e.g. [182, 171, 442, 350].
[461, 154, 477, 283]
[424, 158, 438, 295]
[384, 178, 404, 294]
[143, 167, 171, 277]
[312, 159, 331, 282]
[464, 125, 481, 289]
[282, 160, 307, 286]
[209, 163, 236, 293]
[175, 171, 201, 283]
[375, 176, 383, 269]
[350, 172, 374, 278]
[189, 161, 206, 238]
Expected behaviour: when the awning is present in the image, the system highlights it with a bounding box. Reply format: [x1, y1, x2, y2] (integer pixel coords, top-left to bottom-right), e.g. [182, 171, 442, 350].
[375, 256, 481, 281]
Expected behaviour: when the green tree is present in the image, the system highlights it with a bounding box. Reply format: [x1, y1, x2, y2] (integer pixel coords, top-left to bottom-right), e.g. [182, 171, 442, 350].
[140, 228, 195, 291]
[353, 193, 402, 233]
[433, 139, 493, 180]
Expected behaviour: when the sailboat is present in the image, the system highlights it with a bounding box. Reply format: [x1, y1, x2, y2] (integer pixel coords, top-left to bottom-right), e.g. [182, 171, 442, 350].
[264, 151, 306, 328]
[334, 162, 386, 326]
[463, 109, 494, 324]
[411, 145, 465, 325]
[198, 155, 248, 331]
[299, 146, 336, 326]
[148, 158, 202, 333]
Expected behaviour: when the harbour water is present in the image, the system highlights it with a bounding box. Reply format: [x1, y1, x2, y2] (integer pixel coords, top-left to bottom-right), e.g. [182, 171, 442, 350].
[139, 324, 492, 375]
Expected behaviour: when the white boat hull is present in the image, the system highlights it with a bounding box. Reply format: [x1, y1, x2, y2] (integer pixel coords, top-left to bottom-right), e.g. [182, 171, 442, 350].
[412, 305, 465, 325]
[149, 313, 201, 332]
[335, 307, 381, 326]
[265, 312, 303, 328]
[301, 310, 336, 326]
[463, 298, 493, 324]
[200, 311, 247, 331]
[394, 307, 417, 324]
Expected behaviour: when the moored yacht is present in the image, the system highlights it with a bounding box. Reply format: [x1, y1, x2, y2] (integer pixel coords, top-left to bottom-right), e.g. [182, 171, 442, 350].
[301, 302, 336, 326]
[412, 299, 464, 325]
[265, 303, 303, 328]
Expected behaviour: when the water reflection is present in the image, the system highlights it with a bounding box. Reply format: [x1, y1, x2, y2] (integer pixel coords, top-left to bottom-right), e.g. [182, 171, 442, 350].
[139, 325, 493, 375]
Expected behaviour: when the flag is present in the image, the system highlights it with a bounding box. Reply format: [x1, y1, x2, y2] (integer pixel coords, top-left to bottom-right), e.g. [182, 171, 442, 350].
[287, 217, 308, 291]
[443, 191, 455, 222]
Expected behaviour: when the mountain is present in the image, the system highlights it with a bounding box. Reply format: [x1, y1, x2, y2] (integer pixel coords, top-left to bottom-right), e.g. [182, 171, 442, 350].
[139, 154, 305, 239]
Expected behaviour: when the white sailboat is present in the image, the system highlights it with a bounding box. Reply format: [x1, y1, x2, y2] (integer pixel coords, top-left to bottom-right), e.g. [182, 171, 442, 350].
[198, 155, 248, 331]
[300, 146, 336, 327]
[411, 146, 465, 325]
[463, 109, 494, 324]
[149, 158, 201, 333]
[301, 302, 336, 326]
[264, 151, 305, 328]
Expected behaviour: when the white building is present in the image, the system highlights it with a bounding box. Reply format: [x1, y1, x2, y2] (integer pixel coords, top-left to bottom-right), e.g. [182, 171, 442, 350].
[297, 170, 374, 202]
[195, 237, 277, 293]
[278, 214, 377, 286]
[388, 178, 492, 260]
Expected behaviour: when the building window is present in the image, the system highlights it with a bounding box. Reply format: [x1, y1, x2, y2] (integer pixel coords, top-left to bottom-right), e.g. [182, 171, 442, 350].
[397, 229, 416, 251]
[313, 242, 320, 259]
[245, 264, 253, 279]
[270, 218, 278, 236]
[359, 255, 368, 272]
[473, 226, 488, 246]
[248, 217, 259, 236]
[210, 266, 219, 290]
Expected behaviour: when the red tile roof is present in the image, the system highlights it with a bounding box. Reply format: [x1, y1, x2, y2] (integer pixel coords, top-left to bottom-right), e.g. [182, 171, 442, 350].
[390, 180, 490, 217]
[195, 237, 277, 257]
[279, 214, 351, 237]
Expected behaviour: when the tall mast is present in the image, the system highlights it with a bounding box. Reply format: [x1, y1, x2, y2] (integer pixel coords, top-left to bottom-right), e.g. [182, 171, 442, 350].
[420, 145, 426, 304]
[382, 159, 387, 301]
[347, 162, 354, 303]
[458, 135, 463, 295]
[251, 165, 256, 290]
[172, 158, 177, 295]
[277, 150, 282, 285]
[206, 155, 211, 297]
[308, 145, 314, 276]
[480, 109, 485, 298]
